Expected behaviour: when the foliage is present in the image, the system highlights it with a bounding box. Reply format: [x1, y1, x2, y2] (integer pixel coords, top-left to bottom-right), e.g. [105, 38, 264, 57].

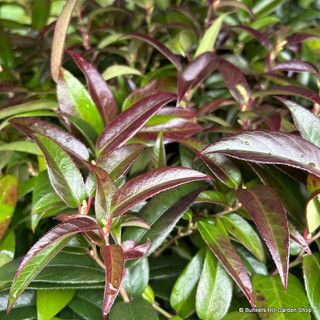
[0, 0, 320, 319]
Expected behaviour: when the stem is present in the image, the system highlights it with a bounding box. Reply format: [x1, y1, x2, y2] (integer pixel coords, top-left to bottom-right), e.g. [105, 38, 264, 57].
[120, 286, 130, 302]
[213, 204, 243, 218]
[307, 229, 320, 244]
[88, 246, 105, 269]
[152, 303, 174, 318]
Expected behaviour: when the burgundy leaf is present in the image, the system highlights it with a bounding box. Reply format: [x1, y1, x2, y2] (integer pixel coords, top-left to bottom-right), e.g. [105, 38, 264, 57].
[200, 130, 320, 178]
[254, 105, 281, 131]
[121, 239, 151, 260]
[217, 58, 250, 105]
[10, 117, 89, 161]
[101, 244, 125, 319]
[236, 185, 289, 289]
[218, 1, 255, 19]
[288, 221, 312, 255]
[153, 22, 194, 34]
[270, 60, 319, 74]
[197, 98, 235, 116]
[156, 107, 197, 118]
[110, 167, 211, 217]
[286, 33, 320, 46]
[96, 92, 176, 156]
[124, 33, 182, 71]
[119, 215, 151, 229]
[67, 50, 118, 124]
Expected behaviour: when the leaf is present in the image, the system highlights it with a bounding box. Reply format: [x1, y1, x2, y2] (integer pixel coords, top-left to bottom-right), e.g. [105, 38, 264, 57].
[67, 50, 118, 125]
[196, 248, 233, 320]
[102, 65, 142, 81]
[7, 216, 99, 312]
[125, 33, 182, 71]
[194, 13, 229, 58]
[219, 1, 255, 19]
[197, 98, 235, 115]
[51, 0, 78, 82]
[122, 239, 151, 260]
[109, 298, 159, 320]
[0, 175, 18, 240]
[31, 0, 50, 30]
[236, 185, 289, 289]
[170, 248, 206, 317]
[197, 218, 255, 308]
[99, 144, 145, 181]
[270, 60, 319, 74]
[148, 132, 166, 171]
[200, 130, 320, 178]
[32, 192, 63, 215]
[122, 258, 149, 298]
[222, 213, 265, 262]
[306, 190, 320, 233]
[217, 58, 250, 105]
[96, 92, 175, 156]
[110, 167, 210, 217]
[10, 117, 90, 161]
[303, 254, 320, 319]
[31, 134, 87, 208]
[100, 244, 125, 318]
[0, 28, 15, 69]
[253, 273, 311, 319]
[57, 68, 104, 134]
[37, 289, 75, 320]
[288, 221, 312, 255]
[0, 140, 42, 156]
[195, 190, 228, 205]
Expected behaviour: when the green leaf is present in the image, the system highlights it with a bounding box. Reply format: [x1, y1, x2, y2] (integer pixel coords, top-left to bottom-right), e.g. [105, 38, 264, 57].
[303, 254, 320, 320]
[148, 132, 166, 171]
[196, 248, 233, 320]
[170, 248, 206, 318]
[0, 28, 15, 69]
[123, 258, 149, 298]
[0, 229, 15, 267]
[222, 213, 265, 262]
[32, 0, 50, 30]
[222, 312, 259, 320]
[57, 68, 104, 134]
[109, 298, 159, 320]
[252, 0, 286, 18]
[0, 175, 18, 240]
[102, 65, 142, 81]
[253, 274, 311, 319]
[37, 289, 76, 320]
[0, 141, 42, 156]
[194, 13, 229, 58]
[305, 190, 320, 233]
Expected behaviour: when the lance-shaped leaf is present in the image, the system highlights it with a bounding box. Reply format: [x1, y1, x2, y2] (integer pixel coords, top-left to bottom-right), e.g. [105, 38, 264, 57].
[96, 92, 176, 156]
[102, 65, 142, 81]
[197, 98, 235, 115]
[236, 185, 289, 289]
[288, 221, 311, 255]
[67, 50, 118, 125]
[0, 175, 18, 240]
[7, 216, 100, 312]
[110, 167, 211, 217]
[278, 98, 320, 149]
[10, 117, 89, 161]
[0, 28, 15, 69]
[219, 1, 255, 18]
[57, 68, 104, 134]
[32, 134, 87, 208]
[197, 218, 255, 308]
[270, 60, 319, 74]
[306, 189, 320, 233]
[148, 132, 166, 171]
[100, 244, 125, 319]
[119, 215, 150, 230]
[122, 239, 151, 260]
[200, 130, 320, 178]
[99, 144, 145, 181]
[51, 0, 78, 82]
[218, 59, 250, 105]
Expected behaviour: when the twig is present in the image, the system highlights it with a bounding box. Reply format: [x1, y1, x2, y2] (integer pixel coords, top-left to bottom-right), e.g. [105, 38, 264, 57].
[120, 286, 130, 302]
[152, 303, 174, 318]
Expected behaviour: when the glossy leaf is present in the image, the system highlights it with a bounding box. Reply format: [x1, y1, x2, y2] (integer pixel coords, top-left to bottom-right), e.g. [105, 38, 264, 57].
[0, 229, 15, 267]
[195, 190, 228, 205]
[7, 216, 99, 312]
[57, 68, 104, 133]
[271, 60, 319, 74]
[0, 175, 18, 240]
[0, 29, 15, 69]
[102, 65, 141, 81]
[197, 98, 235, 115]
[253, 274, 310, 320]
[0, 140, 42, 156]
[100, 244, 125, 319]
[303, 254, 320, 319]
[10, 117, 89, 161]
[96, 92, 175, 156]
[32, 0, 50, 30]
[37, 289, 75, 320]
[196, 248, 233, 320]
[222, 213, 265, 262]
[236, 185, 289, 289]
[122, 239, 151, 260]
[197, 218, 255, 308]
[110, 167, 210, 217]
[200, 130, 320, 178]
[306, 190, 320, 233]
[288, 221, 311, 255]
[51, 0, 78, 82]
[67, 50, 118, 124]
[148, 132, 166, 171]
[170, 248, 206, 317]
[219, 1, 255, 19]
[119, 215, 151, 230]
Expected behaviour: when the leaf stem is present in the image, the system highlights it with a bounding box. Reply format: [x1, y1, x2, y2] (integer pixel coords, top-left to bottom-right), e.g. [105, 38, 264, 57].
[212, 203, 243, 218]
[152, 303, 174, 318]
[120, 285, 130, 302]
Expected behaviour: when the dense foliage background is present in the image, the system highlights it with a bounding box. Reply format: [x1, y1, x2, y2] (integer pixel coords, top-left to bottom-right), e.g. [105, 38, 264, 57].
[0, 0, 320, 319]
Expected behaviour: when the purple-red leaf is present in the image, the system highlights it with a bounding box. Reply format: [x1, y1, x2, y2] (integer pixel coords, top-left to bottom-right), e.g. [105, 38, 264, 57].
[96, 92, 176, 156]
[236, 185, 289, 290]
[197, 98, 235, 116]
[286, 33, 320, 46]
[288, 221, 312, 255]
[197, 218, 255, 308]
[67, 51, 118, 124]
[119, 215, 151, 230]
[270, 60, 319, 74]
[7, 216, 99, 312]
[218, 1, 255, 19]
[200, 130, 320, 178]
[100, 244, 125, 319]
[110, 167, 211, 217]
[122, 239, 151, 260]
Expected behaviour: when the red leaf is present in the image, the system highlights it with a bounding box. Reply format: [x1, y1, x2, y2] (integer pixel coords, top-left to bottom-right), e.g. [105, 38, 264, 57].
[270, 60, 319, 74]
[96, 92, 176, 156]
[286, 33, 320, 46]
[67, 51, 118, 125]
[288, 221, 312, 255]
[101, 244, 125, 319]
[122, 239, 151, 260]
[197, 98, 235, 115]
[236, 185, 289, 289]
